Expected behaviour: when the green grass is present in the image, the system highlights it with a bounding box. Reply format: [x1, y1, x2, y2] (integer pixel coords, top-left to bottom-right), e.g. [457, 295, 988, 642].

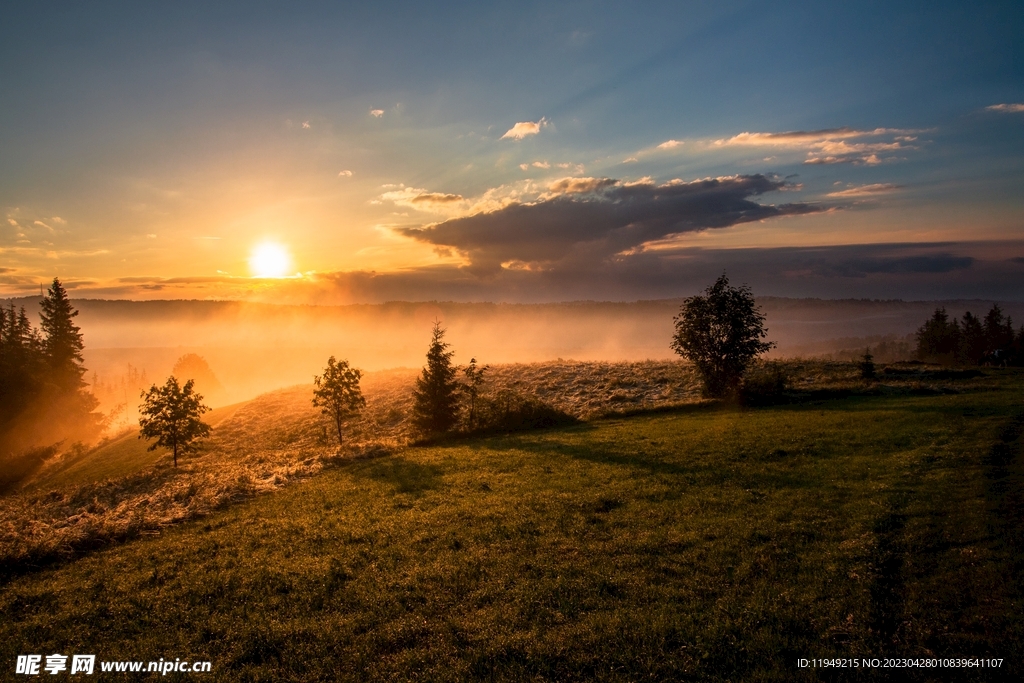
[28, 401, 246, 490]
[2, 374, 1023, 681]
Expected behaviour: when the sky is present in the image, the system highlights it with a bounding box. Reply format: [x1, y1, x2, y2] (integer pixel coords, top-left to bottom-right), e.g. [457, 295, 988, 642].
[2, 0, 1023, 303]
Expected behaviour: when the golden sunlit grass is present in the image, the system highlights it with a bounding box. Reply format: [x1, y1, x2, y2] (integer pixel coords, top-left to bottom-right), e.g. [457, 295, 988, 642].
[2, 359, 701, 569]
[0, 361, 1009, 575]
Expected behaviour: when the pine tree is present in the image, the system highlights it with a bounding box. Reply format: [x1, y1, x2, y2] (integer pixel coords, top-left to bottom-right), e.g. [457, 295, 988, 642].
[411, 322, 461, 436]
[0, 305, 46, 428]
[39, 277, 86, 389]
[983, 304, 1015, 362]
[915, 308, 959, 364]
[859, 348, 876, 379]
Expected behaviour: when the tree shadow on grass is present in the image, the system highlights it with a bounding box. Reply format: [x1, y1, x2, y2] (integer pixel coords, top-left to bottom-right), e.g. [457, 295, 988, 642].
[478, 423, 705, 479]
[355, 456, 445, 495]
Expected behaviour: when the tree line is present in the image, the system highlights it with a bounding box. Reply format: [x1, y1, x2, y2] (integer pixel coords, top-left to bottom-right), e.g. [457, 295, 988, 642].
[307, 321, 576, 449]
[0, 279, 102, 456]
[915, 305, 1024, 366]
[306, 275, 774, 449]
[88, 277, 1024, 466]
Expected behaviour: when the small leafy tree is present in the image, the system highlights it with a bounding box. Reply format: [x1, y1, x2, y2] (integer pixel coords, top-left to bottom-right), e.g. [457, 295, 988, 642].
[139, 376, 211, 467]
[671, 273, 775, 398]
[461, 357, 489, 431]
[412, 321, 461, 436]
[312, 356, 366, 447]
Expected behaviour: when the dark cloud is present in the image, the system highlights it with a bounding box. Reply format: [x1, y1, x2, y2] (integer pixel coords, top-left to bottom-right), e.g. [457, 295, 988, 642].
[18, 242, 1020, 304]
[398, 175, 820, 270]
[263, 242, 1018, 304]
[808, 253, 974, 278]
[0, 274, 38, 286]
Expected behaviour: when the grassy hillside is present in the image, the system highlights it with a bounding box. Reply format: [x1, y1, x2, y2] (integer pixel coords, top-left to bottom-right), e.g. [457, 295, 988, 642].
[26, 401, 246, 491]
[2, 368, 1022, 681]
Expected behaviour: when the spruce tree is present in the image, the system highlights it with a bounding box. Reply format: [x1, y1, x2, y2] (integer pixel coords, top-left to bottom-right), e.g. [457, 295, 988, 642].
[0, 305, 46, 428]
[39, 277, 86, 389]
[411, 322, 460, 436]
[859, 348, 876, 379]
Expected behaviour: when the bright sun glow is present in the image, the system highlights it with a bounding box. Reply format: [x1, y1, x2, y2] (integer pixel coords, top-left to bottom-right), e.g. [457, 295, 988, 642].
[249, 242, 291, 278]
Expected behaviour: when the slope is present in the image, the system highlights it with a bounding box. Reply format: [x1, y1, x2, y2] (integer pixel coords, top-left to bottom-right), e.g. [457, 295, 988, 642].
[2, 370, 1023, 680]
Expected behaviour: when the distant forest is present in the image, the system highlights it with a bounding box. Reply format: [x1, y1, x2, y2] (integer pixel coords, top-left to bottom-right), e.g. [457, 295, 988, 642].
[915, 305, 1024, 366]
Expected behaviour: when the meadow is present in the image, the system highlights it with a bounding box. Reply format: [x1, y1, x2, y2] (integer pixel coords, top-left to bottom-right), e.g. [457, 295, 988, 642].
[2, 362, 1022, 680]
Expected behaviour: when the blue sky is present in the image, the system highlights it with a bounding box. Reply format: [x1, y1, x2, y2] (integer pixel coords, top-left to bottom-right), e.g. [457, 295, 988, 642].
[2, 1, 1023, 302]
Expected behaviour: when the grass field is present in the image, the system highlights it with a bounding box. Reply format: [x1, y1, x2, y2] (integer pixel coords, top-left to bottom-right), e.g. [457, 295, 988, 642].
[2, 366, 1022, 681]
[28, 401, 247, 491]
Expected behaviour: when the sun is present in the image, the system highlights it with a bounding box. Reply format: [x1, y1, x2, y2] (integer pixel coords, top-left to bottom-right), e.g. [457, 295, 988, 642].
[249, 242, 291, 278]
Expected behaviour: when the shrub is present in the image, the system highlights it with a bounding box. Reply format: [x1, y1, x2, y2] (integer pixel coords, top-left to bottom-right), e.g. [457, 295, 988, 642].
[739, 362, 789, 406]
[475, 390, 577, 433]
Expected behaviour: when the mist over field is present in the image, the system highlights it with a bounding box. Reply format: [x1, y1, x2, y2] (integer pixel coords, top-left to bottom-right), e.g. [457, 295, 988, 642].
[5, 295, 1022, 410]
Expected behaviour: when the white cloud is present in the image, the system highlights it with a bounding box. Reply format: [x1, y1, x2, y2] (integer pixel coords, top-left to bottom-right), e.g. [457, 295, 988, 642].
[826, 183, 902, 198]
[379, 186, 467, 213]
[532, 161, 550, 169]
[546, 177, 617, 195]
[501, 118, 548, 140]
[370, 109, 384, 117]
[714, 127, 915, 147]
[519, 163, 530, 171]
[52, 216, 66, 225]
[710, 127, 923, 165]
[657, 139, 683, 149]
[338, 170, 353, 177]
[302, 121, 311, 129]
[986, 103, 1024, 113]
